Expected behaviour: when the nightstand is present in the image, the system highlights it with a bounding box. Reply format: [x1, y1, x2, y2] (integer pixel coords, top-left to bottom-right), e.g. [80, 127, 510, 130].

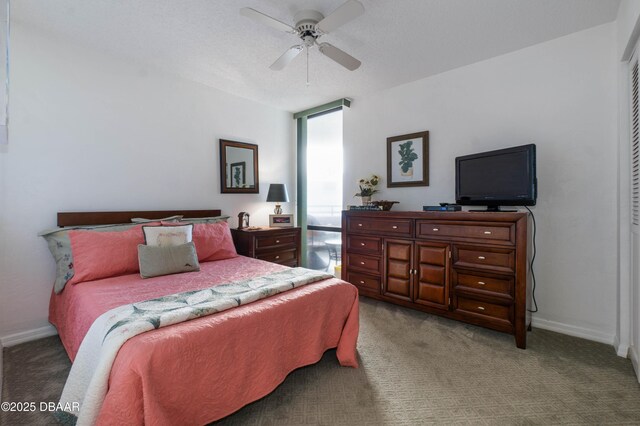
[231, 227, 301, 267]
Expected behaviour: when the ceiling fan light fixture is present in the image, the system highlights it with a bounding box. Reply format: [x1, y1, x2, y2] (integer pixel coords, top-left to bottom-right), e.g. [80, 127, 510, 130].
[240, 0, 364, 75]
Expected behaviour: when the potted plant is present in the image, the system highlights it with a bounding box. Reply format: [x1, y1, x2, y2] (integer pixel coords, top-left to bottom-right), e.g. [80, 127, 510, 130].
[354, 175, 380, 205]
[398, 141, 418, 176]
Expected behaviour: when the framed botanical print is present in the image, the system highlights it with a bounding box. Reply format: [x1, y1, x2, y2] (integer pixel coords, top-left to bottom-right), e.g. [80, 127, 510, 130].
[230, 162, 246, 188]
[387, 131, 429, 187]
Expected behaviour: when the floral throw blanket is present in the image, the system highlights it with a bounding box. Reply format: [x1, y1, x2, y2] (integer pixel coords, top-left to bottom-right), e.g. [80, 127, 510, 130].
[58, 267, 333, 425]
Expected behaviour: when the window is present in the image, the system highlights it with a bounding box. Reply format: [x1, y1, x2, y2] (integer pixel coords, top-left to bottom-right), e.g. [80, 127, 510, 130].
[306, 109, 343, 271]
[294, 99, 350, 271]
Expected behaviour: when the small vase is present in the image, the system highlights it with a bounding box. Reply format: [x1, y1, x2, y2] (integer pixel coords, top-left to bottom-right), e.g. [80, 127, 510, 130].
[360, 196, 371, 206]
[401, 167, 414, 177]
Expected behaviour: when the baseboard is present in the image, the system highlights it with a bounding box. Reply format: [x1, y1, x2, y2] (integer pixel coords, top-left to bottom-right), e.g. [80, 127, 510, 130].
[614, 335, 630, 358]
[630, 345, 640, 384]
[531, 317, 615, 346]
[0, 340, 3, 394]
[0, 325, 58, 347]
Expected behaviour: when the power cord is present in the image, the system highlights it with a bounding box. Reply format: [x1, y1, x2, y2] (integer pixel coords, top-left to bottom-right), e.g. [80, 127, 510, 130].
[524, 206, 538, 313]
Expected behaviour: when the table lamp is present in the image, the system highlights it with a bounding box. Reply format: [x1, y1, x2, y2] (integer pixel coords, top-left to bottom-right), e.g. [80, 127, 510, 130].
[266, 183, 289, 214]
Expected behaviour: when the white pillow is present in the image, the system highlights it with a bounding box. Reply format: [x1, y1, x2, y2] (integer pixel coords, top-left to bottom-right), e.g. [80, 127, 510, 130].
[142, 224, 193, 247]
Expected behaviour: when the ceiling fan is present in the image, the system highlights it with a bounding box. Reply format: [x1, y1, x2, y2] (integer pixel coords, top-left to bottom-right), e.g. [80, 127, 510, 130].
[240, 0, 364, 73]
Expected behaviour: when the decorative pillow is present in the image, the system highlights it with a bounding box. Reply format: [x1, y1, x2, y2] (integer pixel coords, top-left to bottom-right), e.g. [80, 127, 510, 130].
[40, 222, 160, 293]
[138, 242, 200, 278]
[131, 215, 183, 223]
[188, 221, 238, 262]
[143, 224, 193, 247]
[67, 225, 147, 285]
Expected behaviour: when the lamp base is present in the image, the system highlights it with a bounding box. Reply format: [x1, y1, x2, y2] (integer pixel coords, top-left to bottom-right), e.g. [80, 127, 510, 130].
[274, 204, 283, 215]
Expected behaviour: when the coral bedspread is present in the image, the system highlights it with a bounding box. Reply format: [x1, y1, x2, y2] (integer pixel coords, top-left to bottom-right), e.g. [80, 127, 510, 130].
[49, 256, 359, 425]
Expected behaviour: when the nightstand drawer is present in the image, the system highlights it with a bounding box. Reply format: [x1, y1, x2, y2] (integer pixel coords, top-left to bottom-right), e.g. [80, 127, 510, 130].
[453, 245, 515, 274]
[232, 227, 301, 267]
[257, 248, 297, 264]
[255, 234, 296, 250]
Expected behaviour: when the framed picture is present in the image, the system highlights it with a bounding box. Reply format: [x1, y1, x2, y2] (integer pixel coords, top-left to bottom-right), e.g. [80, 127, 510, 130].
[220, 139, 259, 194]
[387, 131, 429, 187]
[230, 161, 246, 188]
[269, 214, 294, 227]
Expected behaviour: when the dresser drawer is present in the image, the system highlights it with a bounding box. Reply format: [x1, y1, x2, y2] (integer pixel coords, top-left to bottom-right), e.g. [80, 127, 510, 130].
[346, 216, 412, 237]
[456, 296, 511, 323]
[255, 234, 296, 251]
[346, 252, 381, 275]
[417, 221, 514, 244]
[453, 271, 513, 298]
[346, 271, 381, 292]
[346, 235, 382, 254]
[257, 248, 297, 264]
[453, 245, 515, 274]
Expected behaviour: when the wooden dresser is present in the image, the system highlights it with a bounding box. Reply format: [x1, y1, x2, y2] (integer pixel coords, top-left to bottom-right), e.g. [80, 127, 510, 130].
[342, 210, 530, 348]
[231, 227, 301, 267]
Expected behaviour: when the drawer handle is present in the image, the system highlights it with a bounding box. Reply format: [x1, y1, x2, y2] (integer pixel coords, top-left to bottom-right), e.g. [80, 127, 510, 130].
[484, 231, 492, 235]
[275, 255, 280, 259]
[478, 281, 486, 285]
[478, 256, 486, 260]
[433, 228, 439, 231]
[392, 225, 398, 229]
[360, 261, 365, 265]
[360, 242, 366, 246]
[358, 223, 363, 227]
[359, 280, 365, 284]
[275, 240, 280, 243]
[477, 306, 485, 311]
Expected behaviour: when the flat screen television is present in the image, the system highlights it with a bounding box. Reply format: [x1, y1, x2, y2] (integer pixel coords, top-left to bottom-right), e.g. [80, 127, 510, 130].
[455, 144, 537, 211]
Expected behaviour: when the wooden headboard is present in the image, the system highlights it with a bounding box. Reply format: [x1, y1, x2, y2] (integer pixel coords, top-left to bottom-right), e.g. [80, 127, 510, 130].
[57, 209, 223, 227]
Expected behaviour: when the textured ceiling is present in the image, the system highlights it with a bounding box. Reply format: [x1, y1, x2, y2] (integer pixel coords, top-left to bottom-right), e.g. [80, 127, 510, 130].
[14, 0, 620, 112]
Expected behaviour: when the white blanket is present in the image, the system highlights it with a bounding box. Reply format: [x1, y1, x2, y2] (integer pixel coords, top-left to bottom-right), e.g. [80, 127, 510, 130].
[58, 267, 331, 425]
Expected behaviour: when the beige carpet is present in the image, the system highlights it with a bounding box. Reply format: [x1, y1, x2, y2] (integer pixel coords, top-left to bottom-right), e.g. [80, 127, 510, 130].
[2, 297, 640, 425]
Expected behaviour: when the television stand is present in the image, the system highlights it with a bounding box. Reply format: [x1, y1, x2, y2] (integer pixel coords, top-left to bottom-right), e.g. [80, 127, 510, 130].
[470, 206, 518, 212]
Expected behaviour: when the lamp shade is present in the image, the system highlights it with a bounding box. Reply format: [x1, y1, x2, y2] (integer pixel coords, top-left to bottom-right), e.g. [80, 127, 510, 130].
[266, 184, 289, 203]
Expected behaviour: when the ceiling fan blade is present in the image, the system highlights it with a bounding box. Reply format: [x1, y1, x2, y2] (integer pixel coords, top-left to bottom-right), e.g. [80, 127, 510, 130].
[240, 7, 296, 33]
[270, 45, 304, 70]
[318, 42, 361, 71]
[315, 0, 364, 33]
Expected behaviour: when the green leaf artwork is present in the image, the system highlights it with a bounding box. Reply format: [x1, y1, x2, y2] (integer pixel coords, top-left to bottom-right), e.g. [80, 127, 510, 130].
[233, 167, 241, 187]
[398, 141, 419, 173]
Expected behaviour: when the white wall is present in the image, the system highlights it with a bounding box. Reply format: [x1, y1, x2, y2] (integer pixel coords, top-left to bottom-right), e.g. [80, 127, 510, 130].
[0, 22, 295, 341]
[617, 0, 640, 60]
[344, 23, 619, 344]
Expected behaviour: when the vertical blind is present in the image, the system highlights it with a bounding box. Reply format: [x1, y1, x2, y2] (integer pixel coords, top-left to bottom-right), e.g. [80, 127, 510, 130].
[632, 58, 639, 226]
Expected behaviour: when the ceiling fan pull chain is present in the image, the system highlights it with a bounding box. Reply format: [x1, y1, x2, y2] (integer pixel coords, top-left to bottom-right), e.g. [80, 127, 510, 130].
[306, 46, 310, 86]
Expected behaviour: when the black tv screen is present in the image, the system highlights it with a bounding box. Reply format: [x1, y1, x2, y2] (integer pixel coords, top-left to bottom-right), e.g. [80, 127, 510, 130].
[455, 144, 537, 210]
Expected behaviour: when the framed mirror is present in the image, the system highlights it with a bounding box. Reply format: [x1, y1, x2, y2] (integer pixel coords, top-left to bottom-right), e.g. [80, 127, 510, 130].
[220, 139, 259, 193]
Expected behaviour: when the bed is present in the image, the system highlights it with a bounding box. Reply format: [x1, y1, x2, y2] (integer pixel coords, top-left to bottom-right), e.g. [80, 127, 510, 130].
[46, 210, 359, 425]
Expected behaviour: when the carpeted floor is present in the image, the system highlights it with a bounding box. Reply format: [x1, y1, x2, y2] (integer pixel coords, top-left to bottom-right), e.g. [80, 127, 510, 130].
[2, 297, 640, 425]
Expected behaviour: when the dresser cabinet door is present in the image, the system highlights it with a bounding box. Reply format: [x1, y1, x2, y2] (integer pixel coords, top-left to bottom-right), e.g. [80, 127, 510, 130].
[414, 242, 450, 310]
[383, 239, 413, 301]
